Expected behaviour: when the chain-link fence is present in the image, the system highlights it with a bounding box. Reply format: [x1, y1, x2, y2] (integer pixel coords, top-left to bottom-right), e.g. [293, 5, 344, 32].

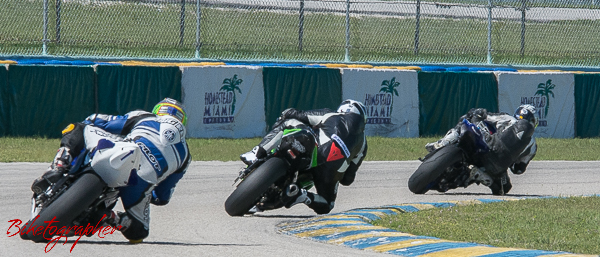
[1, 0, 599, 67]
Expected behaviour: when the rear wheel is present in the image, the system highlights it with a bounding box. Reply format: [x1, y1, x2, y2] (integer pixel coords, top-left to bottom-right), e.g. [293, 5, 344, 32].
[408, 145, 463, 194]
[23, 173, 105, 242]
[224, 158, 289, 216]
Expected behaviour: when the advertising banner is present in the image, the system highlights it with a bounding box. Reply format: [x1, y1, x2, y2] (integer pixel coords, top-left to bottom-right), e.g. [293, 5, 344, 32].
[181, 66, 266, 138]
[497, 72, 575, 138]
[341, 69, 420, 137]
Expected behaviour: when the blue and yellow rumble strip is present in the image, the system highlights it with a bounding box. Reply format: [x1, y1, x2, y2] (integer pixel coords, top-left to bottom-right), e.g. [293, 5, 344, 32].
[277, 198, 597, 257]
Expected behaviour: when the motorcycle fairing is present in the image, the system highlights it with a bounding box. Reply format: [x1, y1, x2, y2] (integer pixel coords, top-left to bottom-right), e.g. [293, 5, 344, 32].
[91, 139, 142, 188]
[459, 119, 490, 155]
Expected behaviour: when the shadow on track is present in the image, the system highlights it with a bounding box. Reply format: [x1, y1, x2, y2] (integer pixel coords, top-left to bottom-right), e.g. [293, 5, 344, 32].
[57, 240, 262, 247]
[251, 214, 315, 219]
[433, 192, 548, 197]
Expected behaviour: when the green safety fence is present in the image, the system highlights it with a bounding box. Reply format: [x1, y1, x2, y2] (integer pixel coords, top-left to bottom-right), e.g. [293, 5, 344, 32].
[0, 66, 10, 136]
[418, 72, 499, 137]
[96, 65, 182, 115]
[7, 65, 96, 138]
[574, 74, 600, 138]
[263, 67, 342, 130]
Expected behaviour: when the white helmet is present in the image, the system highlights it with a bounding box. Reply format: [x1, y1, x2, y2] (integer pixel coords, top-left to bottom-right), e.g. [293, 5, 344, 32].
[514, 104, 538, 128]
[337, 99, 367, 122]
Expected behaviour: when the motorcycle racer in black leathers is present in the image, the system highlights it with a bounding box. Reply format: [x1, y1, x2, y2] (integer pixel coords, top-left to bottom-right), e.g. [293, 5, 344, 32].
[425, 104, 538, 195]
[240, 99, 368, 214]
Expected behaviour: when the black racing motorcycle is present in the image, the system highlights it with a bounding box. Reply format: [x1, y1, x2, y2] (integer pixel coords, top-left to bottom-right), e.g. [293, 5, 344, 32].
[408, 119, 511, 195]
[224, 125, 318, 216]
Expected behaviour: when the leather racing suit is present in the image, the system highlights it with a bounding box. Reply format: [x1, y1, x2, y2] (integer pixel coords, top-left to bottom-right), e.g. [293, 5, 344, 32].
[257, 108, 368, 214]
[57, 110, 191, 241]
[428, 108, 537, 195]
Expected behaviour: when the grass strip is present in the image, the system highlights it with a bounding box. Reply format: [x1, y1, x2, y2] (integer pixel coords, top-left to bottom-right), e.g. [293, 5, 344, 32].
[1, 136, 599, 162]
[371, 196, 600, 255]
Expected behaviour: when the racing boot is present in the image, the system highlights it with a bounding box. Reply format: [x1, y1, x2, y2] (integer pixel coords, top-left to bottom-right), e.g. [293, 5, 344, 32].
[31, 147, 72, 194]
[105, 211, 143, 243]
[283, 184, 311, 208]
[85, 210, 119, 237]
[468, 165, 493, 187]
[240, 146, 266, 165]
[490, 172, 512, 195]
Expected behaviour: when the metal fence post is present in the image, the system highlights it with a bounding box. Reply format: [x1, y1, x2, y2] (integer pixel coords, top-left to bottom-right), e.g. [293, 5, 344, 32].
[180, 0, 185, 46]
[195, 0, 201, 58]
[487, 0, 492, 64]
[43, 0, 48, 55]
[414, 0, 420, 55]
[344, 0, 350, 62]
[56, 0, 61, 44]
[298, 0, 305, 52]
[520, 0, 527, 57]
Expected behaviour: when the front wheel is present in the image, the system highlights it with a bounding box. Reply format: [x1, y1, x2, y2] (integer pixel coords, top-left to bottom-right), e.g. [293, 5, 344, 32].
[224, 157, 289, 216]
[408, 145, 463, 194]
[22, 173, 105, 242]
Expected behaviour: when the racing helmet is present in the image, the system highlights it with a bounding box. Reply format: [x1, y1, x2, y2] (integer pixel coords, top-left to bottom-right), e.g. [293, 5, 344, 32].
[152, 98, 188, 125]
[514, 104, 538, 128]
[337, 99, 367, 122]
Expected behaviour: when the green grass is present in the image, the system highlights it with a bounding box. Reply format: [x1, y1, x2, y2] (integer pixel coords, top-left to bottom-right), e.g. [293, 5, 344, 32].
[372, 196, 600, 255]
[1, 136, 599, 162]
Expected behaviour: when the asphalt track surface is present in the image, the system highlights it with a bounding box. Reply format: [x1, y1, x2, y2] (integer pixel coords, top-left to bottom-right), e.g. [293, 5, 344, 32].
[1, 161, 599, 256]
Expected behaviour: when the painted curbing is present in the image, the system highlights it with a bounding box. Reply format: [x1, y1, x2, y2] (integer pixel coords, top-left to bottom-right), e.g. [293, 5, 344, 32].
[277, 198, 598, 257]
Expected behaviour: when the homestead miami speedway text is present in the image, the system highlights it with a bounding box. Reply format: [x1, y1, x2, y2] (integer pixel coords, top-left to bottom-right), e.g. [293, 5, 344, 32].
[6, 214, 123, 253]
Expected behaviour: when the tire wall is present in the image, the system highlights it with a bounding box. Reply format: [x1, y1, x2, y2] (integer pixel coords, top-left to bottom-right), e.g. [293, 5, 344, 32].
[1, 61, 598, 138]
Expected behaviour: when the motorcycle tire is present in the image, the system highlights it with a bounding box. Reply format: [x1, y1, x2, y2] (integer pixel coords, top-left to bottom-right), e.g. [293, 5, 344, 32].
[23, 173, 105, 243]
[224, 157, 289, 216]
[408, 145, 463, 194]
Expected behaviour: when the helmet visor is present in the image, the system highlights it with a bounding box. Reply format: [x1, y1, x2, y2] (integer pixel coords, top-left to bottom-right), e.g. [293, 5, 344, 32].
[153, 103, 187, 125]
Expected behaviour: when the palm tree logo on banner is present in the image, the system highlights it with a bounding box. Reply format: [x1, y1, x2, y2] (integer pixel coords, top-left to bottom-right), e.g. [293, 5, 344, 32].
[220, 74, 243, 116]
[535, 79, 555, 119]
[379, 77, 400, 114]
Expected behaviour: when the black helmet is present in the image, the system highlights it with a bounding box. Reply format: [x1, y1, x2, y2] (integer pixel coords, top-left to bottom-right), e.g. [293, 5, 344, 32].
[514, 104, 538, 128]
